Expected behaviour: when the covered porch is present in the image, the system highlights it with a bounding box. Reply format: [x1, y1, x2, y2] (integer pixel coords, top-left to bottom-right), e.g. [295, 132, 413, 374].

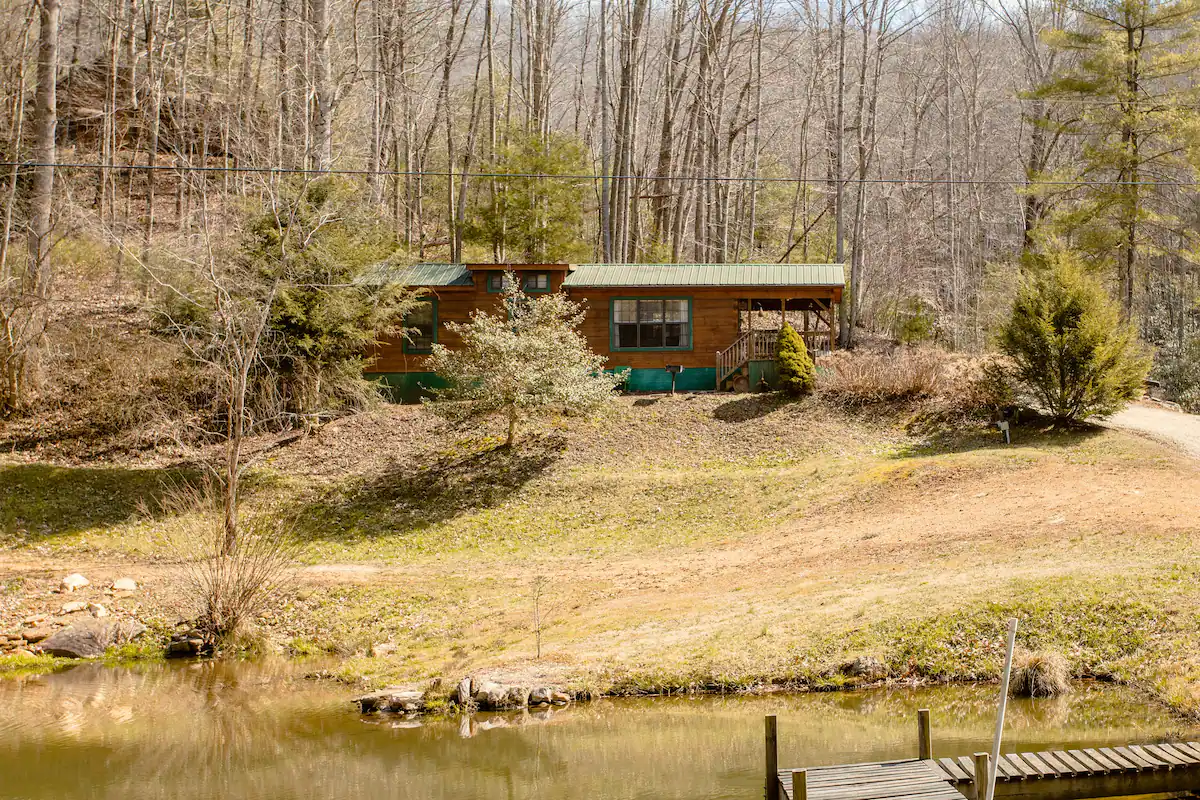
[717, 296, 839, 391]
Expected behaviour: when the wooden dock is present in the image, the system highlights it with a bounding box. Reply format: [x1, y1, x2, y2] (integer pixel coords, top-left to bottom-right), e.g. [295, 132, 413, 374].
[766, 713, 1200, 800]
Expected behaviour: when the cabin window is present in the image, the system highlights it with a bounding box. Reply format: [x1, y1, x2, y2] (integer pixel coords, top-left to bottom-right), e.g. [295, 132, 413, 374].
[402, 299, 437, 354]
[486, 272, 506, 293]
[523, 272, 550, 292]
[611, 298, 691, 350]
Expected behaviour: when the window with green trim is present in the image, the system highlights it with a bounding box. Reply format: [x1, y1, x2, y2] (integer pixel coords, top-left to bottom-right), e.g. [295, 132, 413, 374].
[612, 298, 690, 350]
[402, 299, 436, 354]
[486, 272, 506, 292]
[523, 272, 550, 292]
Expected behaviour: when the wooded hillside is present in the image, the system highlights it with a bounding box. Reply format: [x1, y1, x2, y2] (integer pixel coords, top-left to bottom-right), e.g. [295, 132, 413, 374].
[1, 0, 1199, 399]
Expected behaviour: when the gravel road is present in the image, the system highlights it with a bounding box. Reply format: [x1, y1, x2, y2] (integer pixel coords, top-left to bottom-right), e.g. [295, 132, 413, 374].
[1105, 403, 1200, 460]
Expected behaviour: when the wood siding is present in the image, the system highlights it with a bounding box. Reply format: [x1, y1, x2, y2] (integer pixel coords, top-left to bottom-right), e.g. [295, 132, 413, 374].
[369, 278, 838, 374]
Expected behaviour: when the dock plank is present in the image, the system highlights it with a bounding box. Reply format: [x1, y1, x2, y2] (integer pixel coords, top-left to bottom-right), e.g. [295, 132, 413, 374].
[1065, 750, 1101, 773]
[1020, 752, 1059, 778]
[1158, 743, 1200, 764]
[1006, 754, 1041, 779]
[1125, 745, 1168, 769]
[1081, 748, 1121, 772]
[1052, 751, 1090, 774]
[1143, 744, 1187, 767]
[1098, 747, 1141, 771]
[1036, 751, 1076, 776]
[1169, 742, 1200, 761]
[938, 758, 969, 782]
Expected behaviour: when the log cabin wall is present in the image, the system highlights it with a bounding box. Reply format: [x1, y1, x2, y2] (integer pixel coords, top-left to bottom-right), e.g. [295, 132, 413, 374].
[362, 263, 843, 400]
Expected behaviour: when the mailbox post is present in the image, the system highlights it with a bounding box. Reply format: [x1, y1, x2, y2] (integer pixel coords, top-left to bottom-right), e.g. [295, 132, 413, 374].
[665, 364, 684, 395]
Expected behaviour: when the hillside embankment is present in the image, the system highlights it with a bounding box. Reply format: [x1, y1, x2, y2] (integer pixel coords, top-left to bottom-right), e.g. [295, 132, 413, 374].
[3, 394, 1200, 716]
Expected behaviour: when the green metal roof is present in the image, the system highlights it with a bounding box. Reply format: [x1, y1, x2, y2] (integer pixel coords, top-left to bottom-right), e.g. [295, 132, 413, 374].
[357, 262, 473, 287]
[358, 262, 846, 289]
[561, 263, 845, 288]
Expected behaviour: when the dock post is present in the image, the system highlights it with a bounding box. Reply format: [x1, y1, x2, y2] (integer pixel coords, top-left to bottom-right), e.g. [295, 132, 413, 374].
[973, 752, 990, 800]
[918, 709, 932, 760]
[791, 769, 807, 800]
[766, 715, 779, 800]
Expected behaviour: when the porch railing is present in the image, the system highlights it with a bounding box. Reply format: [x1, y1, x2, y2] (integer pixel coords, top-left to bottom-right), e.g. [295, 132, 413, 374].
[716, 330, 779, 383]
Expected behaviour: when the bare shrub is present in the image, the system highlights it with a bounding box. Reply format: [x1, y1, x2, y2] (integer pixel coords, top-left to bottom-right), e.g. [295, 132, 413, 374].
[1010, 650, 1071, 698]
[817, 347, 948, 407]
[158, 483, 298, 647]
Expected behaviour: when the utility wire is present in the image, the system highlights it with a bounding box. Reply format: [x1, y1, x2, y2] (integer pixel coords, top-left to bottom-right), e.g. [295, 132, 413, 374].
[3, 160, 1199, 188]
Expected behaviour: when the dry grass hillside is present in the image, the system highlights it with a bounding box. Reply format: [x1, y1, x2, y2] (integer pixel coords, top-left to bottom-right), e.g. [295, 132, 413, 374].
[3, 392, 1200, 717]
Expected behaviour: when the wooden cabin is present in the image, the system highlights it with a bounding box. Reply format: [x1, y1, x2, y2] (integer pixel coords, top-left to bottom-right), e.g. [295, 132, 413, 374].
[361, 262, 845, 401]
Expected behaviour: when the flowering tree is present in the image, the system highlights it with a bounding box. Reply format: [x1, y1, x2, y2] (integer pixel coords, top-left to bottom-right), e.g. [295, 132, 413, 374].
[427, 274, 624, 446]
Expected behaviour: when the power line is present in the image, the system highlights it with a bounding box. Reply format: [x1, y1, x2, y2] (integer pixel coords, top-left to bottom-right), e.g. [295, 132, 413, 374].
[3, 160, 1198, 188]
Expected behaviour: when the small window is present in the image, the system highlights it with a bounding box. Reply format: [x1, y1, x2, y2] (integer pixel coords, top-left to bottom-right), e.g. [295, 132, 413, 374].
[402, 299, 436, 354]
[523, 272, 550, 292]
[486, 272, 506, 293]
[612, 298, 690, 350]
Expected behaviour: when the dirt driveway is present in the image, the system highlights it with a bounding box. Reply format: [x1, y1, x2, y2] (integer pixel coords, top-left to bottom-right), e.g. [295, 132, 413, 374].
[1105, 403, 1200, 459]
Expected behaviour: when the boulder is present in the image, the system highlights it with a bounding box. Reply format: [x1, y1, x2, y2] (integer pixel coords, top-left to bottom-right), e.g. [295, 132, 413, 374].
[470, 681, 532, 710]
[13, 649, 35, 658]
[61, 601, 88, 614]
[529, 687, 553, 706]
[456, 677, 473, 707]
[356, 688, 425, 713]
[38, 619, 146, 658]
[60, 574, 90, 593]
[550, 690, 571, 705]
[88, 603, 109, 618]
[19, 627, 53, 645]
[166, 630, 206, 658]
[111, 578, 138, 592]
[470, 681, 504, 710]
[841, 655, 888, 681]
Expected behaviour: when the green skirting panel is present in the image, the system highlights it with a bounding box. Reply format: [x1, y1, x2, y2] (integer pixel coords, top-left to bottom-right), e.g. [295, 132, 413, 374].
[369, 367, 721, 402]
[365, 372, 446, 404]
[748, 360, 779, 390]
[615, 367, 718, 393]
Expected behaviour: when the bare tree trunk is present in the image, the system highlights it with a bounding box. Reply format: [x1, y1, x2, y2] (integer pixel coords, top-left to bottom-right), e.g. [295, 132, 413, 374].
[29, 0, 60, 298]
[309, 0, 333, 171]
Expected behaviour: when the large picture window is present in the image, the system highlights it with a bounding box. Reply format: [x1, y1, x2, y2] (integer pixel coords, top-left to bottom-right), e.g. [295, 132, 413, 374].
[402, 299, 436, 354]
[612, 298, 690, 350]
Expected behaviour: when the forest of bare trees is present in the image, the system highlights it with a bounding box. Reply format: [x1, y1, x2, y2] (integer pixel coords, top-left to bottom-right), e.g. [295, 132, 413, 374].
[1, 0, 1199, 404]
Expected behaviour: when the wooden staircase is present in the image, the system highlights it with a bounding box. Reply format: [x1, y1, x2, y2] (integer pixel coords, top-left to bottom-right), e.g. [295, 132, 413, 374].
[717, 330, 778, 389]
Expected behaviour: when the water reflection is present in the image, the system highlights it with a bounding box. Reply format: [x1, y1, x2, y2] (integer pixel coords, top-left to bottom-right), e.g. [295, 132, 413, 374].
[0, 662, 1192, 800]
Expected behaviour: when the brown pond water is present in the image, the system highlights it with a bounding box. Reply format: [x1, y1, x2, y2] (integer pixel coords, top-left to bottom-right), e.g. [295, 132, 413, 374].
[0, 661, 1193, 800]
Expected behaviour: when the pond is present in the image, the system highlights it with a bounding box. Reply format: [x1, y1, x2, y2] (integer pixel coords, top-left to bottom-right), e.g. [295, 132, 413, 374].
[0, 661, 1192, 800]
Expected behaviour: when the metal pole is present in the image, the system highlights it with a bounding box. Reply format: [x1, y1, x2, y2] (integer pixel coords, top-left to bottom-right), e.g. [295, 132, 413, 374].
[986, 619, 1019, 800]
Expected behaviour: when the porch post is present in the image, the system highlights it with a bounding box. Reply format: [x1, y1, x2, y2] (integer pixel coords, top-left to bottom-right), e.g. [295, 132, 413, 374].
[829, 299, 836, 351]
[781, 298, 788, 330]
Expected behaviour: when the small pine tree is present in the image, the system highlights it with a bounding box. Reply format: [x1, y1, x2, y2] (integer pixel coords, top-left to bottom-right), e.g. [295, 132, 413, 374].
[997, 252, 1151, 423]
[427, 275, 624, 446]
[776, 323, 815, 397]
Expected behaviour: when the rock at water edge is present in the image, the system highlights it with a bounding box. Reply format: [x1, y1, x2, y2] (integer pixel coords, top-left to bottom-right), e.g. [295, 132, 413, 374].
[356, 689, 425, 713]
[456, 677, 473, 707]
[38, 620, 147, 658]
